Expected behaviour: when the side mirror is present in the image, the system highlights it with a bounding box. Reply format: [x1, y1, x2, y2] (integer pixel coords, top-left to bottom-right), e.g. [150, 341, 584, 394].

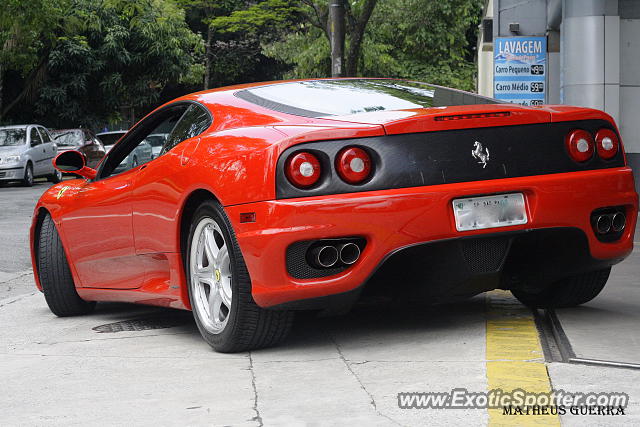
[54, 150, 97, 180]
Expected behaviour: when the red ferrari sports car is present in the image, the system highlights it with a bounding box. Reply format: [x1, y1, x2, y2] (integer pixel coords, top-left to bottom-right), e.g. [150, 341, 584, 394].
[31, 79, 638, 352]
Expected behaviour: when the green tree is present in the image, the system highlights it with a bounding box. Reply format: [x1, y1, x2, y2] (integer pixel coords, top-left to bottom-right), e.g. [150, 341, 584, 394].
[0, 0, 70, 120]
[214, 0, 377, 77]
[365, 0, 483, 90]
[260, 0, 483, 90]
[3, 0, 204, 127]
[178, 0, 238, 89]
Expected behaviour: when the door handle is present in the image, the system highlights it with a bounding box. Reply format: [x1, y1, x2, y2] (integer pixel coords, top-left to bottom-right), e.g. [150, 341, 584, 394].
[139, 164, 147, 171]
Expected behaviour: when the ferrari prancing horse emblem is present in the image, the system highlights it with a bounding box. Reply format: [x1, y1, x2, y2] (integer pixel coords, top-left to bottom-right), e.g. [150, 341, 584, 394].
[472, 141, 490, 168]
[55, 186, 70, 199]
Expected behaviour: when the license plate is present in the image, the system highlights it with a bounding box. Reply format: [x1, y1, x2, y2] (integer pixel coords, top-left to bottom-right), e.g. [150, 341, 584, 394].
[452, 193, 528, 231]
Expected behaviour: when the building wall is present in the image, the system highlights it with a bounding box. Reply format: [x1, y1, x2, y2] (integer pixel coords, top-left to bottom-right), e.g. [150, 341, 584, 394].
[477, 0, 494, 97]
[619, 2, 640, 180]
[478, 0, 640, 192]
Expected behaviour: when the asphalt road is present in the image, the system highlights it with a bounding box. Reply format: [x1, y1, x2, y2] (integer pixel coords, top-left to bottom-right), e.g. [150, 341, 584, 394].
[1, 181, 639, 426]
[0, 179, 59, 299]
[0, 180, 51, 273]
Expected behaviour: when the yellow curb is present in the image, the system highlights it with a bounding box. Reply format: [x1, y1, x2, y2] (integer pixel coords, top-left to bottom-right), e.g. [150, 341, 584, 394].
[486, 290, 560, 426]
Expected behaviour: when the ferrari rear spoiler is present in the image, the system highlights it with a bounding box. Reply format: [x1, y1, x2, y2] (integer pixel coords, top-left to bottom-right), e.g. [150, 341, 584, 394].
[320, 104, 617, 136]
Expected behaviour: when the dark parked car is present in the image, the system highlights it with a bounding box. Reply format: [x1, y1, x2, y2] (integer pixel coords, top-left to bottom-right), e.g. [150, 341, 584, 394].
[97, 130, 153, 172]
[50, 129, 106, 168]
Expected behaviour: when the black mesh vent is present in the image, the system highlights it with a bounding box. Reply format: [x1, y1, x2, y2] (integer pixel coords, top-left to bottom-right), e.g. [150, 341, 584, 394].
[460, 237, 510, 273]
[286, 238, 366, 279]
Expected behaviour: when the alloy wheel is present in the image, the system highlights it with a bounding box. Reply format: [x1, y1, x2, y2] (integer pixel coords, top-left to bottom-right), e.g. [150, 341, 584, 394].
[189, 217, 233, 334]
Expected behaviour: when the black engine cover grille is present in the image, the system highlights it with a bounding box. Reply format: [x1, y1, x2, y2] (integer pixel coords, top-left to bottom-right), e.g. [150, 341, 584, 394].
[276, 119, 624, 199]
[460, 237, 510, 273]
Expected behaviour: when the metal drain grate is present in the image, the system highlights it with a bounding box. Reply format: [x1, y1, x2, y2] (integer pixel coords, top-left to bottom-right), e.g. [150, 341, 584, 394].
[92, 313, 189, 333]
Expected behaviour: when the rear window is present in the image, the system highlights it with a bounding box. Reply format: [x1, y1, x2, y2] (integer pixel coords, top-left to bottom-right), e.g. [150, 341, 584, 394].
[97, 133, 126, 146]
[0, 128, 26, 146]
[236, 79, 499, 118]
[51, 130, 84, 147]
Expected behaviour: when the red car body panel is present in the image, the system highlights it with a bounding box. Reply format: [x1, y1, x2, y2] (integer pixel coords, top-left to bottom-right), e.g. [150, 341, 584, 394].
[30, 79, 638, 310]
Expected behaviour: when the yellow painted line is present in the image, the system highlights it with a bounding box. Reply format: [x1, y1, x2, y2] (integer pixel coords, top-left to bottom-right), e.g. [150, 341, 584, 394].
[486, 290, 560, 427]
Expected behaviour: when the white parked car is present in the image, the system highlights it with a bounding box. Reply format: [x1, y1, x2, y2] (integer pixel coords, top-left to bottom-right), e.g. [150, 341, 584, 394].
[143, 133, 168, 159]
[0, 125, 61, 186]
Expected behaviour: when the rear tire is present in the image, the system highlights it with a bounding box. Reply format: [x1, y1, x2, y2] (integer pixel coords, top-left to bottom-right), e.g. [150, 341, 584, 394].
[38, 214, 96, 316]
[512, 268, 611, 309]
[186, 200, 293, 352]
[22, 163, 34, 187]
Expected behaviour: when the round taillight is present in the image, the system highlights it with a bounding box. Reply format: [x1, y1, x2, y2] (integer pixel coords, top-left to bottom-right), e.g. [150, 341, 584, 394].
[335, 146, 372, 184]
[595, 128, 619, 160]
[285, 152, 321, 188]
[565, 129, 594, 163]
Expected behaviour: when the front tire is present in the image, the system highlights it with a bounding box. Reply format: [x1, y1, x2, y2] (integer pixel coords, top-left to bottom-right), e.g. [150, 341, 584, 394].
[38, 214, 96, 316]
[22, 163, 34, 187]
[512, 268, 611, 309]
[186, 200, 293, 352]
[48, 169, 62, 183]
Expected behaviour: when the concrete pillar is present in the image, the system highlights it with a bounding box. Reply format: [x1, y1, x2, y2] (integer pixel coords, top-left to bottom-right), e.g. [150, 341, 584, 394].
[619, 1, 640, 193]
[561, 0, 620, 122]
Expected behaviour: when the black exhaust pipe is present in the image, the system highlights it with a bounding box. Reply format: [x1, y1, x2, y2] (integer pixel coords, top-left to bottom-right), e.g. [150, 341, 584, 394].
[338, 243, 361, 265]
[612, 212, 626, 232]
[309, 245, 339, 268]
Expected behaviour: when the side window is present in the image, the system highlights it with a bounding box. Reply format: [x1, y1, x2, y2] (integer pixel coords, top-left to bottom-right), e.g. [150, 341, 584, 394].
[29, 128, 42, 146]
[38, 127, 52, 143]
[100, 104, 189, 179]
[161, 104, 211, 155]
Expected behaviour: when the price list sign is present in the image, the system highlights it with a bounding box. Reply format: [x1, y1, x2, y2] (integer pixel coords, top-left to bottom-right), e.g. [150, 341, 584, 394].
[494, 37, 546, 106]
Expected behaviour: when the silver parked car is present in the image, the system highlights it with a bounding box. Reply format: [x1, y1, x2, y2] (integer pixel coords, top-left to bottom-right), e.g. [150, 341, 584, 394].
[0, 125, 61, 186]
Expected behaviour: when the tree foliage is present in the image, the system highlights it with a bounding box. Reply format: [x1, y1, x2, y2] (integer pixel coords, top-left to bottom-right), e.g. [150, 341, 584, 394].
[0, 0, 71, 120]
[261, 0, 483, 90]
[3, 0, 203, 127]
[38, 0, 203, 127]
[1, 0, 485, 128]
[366, 0, 483, 90]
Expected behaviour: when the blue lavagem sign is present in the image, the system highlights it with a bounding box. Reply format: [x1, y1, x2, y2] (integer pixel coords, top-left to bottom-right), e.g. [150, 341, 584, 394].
[494, 36, 546, 106]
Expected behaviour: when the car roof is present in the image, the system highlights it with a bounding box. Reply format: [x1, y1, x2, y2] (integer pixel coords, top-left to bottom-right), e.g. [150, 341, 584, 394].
[0, 124, 45, 130]
[150, 79, 401, 131]
[97, 131, 127, 135]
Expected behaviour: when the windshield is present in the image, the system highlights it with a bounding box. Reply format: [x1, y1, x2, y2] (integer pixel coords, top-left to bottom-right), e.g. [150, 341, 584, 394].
[236, 79, 500, 118]
[0, 128, 27, 146]
[97, 132, 126, 147]
[51, 130, 84, 147]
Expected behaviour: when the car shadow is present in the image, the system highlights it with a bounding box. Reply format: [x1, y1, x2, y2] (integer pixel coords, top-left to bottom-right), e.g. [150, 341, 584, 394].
[86, 296, 487, 351]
